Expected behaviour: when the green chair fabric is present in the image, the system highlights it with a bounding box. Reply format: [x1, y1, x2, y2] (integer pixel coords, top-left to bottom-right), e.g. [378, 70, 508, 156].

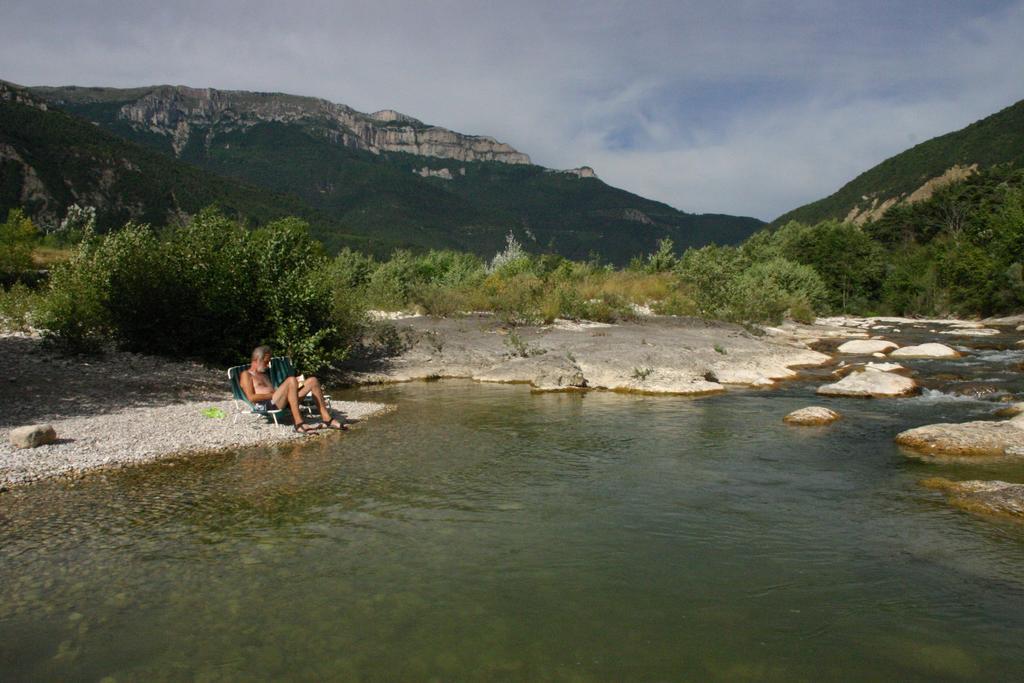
[269, 357, 331, 414]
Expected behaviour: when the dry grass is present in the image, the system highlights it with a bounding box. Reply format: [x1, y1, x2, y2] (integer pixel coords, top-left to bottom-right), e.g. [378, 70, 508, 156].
[32, 246, 73, 268]
[576, 271, 674, 304]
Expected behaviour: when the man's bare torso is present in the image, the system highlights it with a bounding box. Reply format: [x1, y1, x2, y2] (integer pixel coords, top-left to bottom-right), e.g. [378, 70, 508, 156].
[247, 368, 274, 395]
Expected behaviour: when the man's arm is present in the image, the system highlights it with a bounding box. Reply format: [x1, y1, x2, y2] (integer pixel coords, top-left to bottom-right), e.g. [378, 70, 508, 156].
[239, 371, 272, 402]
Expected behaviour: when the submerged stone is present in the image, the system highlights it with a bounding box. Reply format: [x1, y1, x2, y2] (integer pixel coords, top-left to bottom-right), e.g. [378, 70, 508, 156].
[947, 382, 1005, 400]
[922, 478, 1024, 520]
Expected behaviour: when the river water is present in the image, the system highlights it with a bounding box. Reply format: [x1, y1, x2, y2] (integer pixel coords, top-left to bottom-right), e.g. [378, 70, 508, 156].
[3, 325, 1024, 680]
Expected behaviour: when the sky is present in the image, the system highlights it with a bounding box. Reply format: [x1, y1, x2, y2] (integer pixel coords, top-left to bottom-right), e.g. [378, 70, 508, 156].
[3, 0, 1023, 220]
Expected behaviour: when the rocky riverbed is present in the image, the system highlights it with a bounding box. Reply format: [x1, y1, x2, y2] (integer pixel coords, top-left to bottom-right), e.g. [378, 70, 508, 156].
[7, 311, 1024, 517]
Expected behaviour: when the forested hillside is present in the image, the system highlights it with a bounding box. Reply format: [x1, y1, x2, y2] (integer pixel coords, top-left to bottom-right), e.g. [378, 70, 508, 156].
[774, 98, 1024, 227]
[28, 83, 764, 262]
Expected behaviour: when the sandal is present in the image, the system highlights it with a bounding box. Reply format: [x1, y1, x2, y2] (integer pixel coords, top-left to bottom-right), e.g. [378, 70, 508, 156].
[321, 418, 346, 431]
[294, 422, 319, 434]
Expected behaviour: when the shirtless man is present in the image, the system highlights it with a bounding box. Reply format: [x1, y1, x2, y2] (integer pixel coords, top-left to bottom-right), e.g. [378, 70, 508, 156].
[239, 346, 344, 433]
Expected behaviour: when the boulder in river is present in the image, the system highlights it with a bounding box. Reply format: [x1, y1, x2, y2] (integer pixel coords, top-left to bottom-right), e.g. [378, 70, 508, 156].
[921, 478, 1024, 521]
[994, 403, 1024, 418]
[836, 339, 898, 355]
[817, 369, 918, 398]
[9, 424, 57, 449]
[889, 343, 961, 359]
[783, 407, 841, 425]
[864, 362, 905, 372]
[896, 414, 1024, 456]
[940, 328, 1000, 337]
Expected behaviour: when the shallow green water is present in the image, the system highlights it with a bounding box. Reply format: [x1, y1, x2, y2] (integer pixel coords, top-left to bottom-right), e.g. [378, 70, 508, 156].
[4, 346, 1024, 680]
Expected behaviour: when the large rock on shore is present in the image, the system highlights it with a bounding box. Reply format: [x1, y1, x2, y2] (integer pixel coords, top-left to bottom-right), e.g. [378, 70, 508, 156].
[352, 315, 832, 396]
[473, 355, 586, 391]
[836, 339, 898, 354]
[817, 369, 918, 397]
[922, 478, 1024, 520]
[890, 343, 961, 359]
[783, 407, 840, 425]
[896, 415, 1024, 456]
[10, 424, 57, 449]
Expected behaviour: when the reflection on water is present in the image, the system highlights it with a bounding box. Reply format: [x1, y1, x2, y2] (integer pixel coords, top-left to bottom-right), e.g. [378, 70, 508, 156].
[3, 341, 1024, 679]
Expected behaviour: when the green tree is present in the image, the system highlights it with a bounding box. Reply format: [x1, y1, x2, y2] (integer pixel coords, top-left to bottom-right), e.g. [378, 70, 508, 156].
[0, 208, 38, 276]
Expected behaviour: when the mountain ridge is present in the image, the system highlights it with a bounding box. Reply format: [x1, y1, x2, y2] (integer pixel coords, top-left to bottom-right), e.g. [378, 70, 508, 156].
[6, 79, 764, 262]
[29, 83, 533, 165]
[773, 97, 1024, 226]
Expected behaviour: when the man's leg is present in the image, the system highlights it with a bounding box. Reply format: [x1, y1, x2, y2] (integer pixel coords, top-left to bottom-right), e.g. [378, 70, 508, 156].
[273, 376, 306, 426]
[298, 376, 333, 423]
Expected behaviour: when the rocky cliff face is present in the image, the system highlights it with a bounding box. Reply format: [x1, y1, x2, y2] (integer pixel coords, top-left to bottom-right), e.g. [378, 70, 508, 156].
[47, 85, 532, 164]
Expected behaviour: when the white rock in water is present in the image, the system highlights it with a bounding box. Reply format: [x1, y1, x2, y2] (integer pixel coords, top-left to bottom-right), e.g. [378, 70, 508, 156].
[1016, 323, 1024, 332]
[890, 343, 961, 359]
[816, 369, 918, 397]
[836, 339, 899, 354]
[897, 415, 1024, 457]
[10, 424, 57, 449]
[783, 406, 841, 425]
[940, 328, 1000, 336]
[864, 362, 905, 372]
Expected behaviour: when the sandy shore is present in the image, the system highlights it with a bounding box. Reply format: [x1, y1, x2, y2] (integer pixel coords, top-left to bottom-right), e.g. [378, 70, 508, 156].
[1, 333, 391, 486]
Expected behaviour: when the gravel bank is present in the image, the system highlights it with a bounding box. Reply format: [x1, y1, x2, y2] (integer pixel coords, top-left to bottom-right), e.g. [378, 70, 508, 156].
[1, 333, 391, 486]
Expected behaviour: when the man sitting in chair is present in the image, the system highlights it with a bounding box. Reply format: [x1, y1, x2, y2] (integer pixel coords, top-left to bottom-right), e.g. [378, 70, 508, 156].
[239, 345, 344, 433]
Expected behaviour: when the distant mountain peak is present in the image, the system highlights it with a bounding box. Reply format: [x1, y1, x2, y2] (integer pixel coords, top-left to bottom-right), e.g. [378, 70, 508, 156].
[369, 109, 422, 125]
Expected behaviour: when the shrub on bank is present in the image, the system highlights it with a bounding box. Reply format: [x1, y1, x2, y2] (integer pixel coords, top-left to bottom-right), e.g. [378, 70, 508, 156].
[0, 209, 38, 279]
[38, 210, 364, 370]
[0, 282, 40, 332]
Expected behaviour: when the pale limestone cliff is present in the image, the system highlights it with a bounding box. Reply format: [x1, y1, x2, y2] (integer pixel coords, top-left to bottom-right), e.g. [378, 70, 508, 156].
[109, 85, 532, 164]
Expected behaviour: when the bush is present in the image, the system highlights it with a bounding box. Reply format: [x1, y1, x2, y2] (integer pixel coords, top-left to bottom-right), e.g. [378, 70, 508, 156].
[482, 272, 545, 324]
[0, 282, 40, 332]
[330, 248, 376, 292]
[0, 208, 38, 278]
[366, 250, 420, 310]
[675, 245, 747, 318]
[651, 290, 699, 316]
[726, 257, 829, 324]
[38, 209, 363, 370]
[37, 228, 115, 353]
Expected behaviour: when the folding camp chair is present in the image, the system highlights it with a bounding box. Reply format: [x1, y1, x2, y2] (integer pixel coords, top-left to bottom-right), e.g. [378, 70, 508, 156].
[269, 356, 331, 416]
[227, 365, 284, 425]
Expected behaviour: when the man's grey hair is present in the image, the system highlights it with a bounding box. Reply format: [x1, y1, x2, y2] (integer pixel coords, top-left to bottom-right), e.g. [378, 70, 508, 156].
[251, 345, 272, 361]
